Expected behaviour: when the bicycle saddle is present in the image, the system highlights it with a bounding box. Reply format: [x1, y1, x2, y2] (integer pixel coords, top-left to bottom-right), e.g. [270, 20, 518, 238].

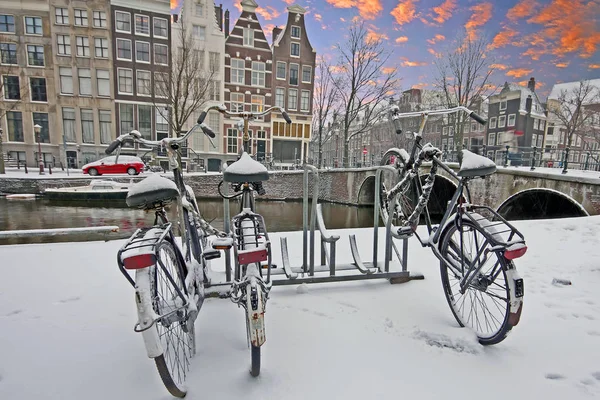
[458, 149, 497, 178]
[126, 173, 179, 208]
[223, 152, 269, 183]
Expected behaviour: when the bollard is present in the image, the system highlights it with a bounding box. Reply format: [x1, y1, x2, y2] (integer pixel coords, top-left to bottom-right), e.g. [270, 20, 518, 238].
[24, 164, 28, 174]
[504, 145, 509, 168]
[49, 164, 52, 175]
[584, 152, 590, 171]
[530, 146, 536, 171]
[562, 147, 570, 174]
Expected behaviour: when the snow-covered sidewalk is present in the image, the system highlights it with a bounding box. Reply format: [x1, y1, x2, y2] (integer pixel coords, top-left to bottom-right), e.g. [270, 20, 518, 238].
[1, 217, 600, 399]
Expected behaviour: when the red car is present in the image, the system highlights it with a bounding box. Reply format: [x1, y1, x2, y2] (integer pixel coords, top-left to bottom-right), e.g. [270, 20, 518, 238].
[82, 155, 145, 176]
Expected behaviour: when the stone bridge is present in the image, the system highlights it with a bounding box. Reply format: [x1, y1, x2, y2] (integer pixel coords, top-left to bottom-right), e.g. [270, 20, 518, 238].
[1, 166, 599, 218]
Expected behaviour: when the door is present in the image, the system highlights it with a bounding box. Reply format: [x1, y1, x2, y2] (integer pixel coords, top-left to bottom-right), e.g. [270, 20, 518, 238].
[257, 140, 266, 161]
[66, 151, 77, 169]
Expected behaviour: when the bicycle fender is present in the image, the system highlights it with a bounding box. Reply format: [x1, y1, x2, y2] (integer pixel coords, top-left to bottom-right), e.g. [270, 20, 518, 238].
[135, 271, 163, 358]
[246, 278, 266, 347]
[505, 268, 524, 326]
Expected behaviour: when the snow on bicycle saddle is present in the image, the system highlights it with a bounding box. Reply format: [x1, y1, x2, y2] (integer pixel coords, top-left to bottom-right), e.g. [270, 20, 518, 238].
[125, 173, 179, 208]
[223, 151, 269, 183]
[458, 149, 497, 178]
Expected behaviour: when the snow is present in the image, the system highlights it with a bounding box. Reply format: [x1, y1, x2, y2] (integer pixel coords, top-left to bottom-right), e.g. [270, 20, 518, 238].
[548, 79, 600, 102]
[460, 149, 496, 171]
[224, 152, 269, 177]
[2, 217, 600, 399]
[127, 172, 178, 197]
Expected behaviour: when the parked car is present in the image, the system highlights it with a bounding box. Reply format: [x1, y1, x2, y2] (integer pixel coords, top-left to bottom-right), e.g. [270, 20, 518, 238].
[82, 155, 145, 176]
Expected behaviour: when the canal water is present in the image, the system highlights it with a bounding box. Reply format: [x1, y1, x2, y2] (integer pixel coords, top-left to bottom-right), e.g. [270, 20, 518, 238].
[0, 197, 377, 245]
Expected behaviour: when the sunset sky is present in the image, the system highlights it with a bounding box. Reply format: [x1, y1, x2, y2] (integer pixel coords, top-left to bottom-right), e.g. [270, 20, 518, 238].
[173, 0, 600, 99]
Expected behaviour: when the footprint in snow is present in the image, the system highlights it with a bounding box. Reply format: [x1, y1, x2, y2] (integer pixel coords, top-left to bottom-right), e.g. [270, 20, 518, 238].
[5, 309, 23, 316]
[545, 373, 567, 380]
[384, 318, 394, 329]
[412, 330, 479, 355]
[592, 372, 600, 381]
[580, 378, 595, 386]
[584, 315, 596, 321]
[56, 296, 81, 304]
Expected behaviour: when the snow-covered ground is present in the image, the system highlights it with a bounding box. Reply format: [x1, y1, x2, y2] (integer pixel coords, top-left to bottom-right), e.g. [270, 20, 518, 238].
[1, 217, 600, 399]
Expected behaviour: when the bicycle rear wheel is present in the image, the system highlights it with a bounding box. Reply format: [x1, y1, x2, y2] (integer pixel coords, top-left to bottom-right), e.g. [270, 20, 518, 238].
[137, 239, 194, 398]
[438, 219, 517, 345]
[379, 149, 417, 227]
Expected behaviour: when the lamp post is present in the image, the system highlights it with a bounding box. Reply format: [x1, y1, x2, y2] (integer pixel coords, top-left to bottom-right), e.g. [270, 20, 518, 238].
[34, 124, 44, 175]
[0, 127, 5, 174]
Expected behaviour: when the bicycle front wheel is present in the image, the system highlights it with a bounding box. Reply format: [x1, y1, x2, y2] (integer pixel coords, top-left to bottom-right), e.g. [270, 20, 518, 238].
[379, 148, 416, 227]
[439, 219, 518, 345]
[137, 240, 194, 398]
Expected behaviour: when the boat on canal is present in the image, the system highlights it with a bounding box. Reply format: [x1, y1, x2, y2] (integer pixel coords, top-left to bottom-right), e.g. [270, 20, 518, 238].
[43, 180, 132, 201]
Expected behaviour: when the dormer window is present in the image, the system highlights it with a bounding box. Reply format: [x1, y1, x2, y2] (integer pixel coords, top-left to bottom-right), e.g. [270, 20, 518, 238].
[291, 25, 300, 39]
[243, 28, 254, 46]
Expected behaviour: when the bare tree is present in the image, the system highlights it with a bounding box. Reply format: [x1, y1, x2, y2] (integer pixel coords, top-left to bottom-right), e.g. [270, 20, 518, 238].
[151, 18, 215, 137]
[0, 36, 29, 174]
[332, 22, 400, 168]
[311, 55, 339, 168]
[434, 30, 496, 162]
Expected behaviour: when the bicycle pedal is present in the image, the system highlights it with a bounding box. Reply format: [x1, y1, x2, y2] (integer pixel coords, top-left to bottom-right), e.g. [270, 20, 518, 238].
[397, 226, 414, 239]
[204, 250, 221, 260]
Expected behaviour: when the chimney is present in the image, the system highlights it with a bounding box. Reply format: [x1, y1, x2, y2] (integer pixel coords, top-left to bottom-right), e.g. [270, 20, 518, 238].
[525, 95, 533, 113]
[527, 77, 535, 92]
[272, 26, 282, 42]
[224, 10, 230, 38]
[172, 14, 178, 23]
[215, 4, 223, 32]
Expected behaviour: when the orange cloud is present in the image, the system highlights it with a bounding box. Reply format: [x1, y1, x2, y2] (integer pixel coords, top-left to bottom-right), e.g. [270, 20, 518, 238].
[589, 64, 600, 69]
[522, 48, 543, 60]
[426, 34, 445, 45]
[314, 13, 323, 22]
[282, 0, 294, 4]
[465, 2, 492, 41]
[507, 0, 537, 21]
[430, 0, 456, 24]
[395, 36, 409, 43]
[391, 0, 419, 26]
[506, 68, 534, 78]
[326, 0, 382, 20]
[518, 80, 544, 88]
[490, 63, 508, 70]
[329, 65, 347, 73]
[263, 23, 276, 40]
[382, 67, 396, 74]
[555, 61, 569, 68]
[234, 2, 242, 12]
[256, 6, 280, 20]
[401, 58, 428, 67]
[366, 29, 388, 43]
[427, 48, 442, 58]
[490, 28, 518, 49]
[412, 83, 428, 89]
[527, 0, 600, 59]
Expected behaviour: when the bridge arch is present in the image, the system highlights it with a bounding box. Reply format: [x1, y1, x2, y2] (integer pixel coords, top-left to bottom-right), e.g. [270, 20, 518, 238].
[496, 188, 589, 220]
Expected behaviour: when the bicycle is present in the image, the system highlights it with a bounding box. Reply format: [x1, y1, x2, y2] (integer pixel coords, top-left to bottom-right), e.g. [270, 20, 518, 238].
[203, 103, 292, 376]
[107, 116, 233, 397]
[378, 105, 527, 345]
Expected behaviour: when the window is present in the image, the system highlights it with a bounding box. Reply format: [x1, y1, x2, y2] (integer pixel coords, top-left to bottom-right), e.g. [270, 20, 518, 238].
[25, 17, 42, 35]
[230, 93, 244, 112]
[275, 87, 285, 108]
[193, 25, 206, 40]
[288, 88, 298, 110]
[531, 134, 537, 147]
[533, 118, 539, 130]
[291, 25, 301, 38]
[442, 126, 448, 135]
[0, 43, 17, 64]
[30, 77, 47, 102]
[464, 123, 470, 133]
[57, 35, 71, 56]
[137, 105, 152, 140]
[289, 64, 299, 85]
[489, 117, 497, 129]
[3, 76, 19, 99]
[547, 123, 555, 136]
[136, 70, 151, 96]
[251, 95, 264, 120]
[33, 112, 49, 143]
[276, 62, 286, 79]
[499, 100, 507, 110]
[118, 68, 133, 93]
[498, 115, 506, 128]
[154, 44, 168, 65]
[230, 59, 244, 84]
[243, 28, 254, 46]
[488, 132, 496, 146]
[227, 128, 238, 153]
[55, 8, 69, 25]
[195, 49, 204, 68]
[116, 39, 131, 60]
[208, 111, 219, 135]
[78, 68, 92, 96]
[59, 67, 73, 94]
[93, 11, 107, 28]
[115, 11, 131, 32]
[119, 103, 133, 135]
[95, 38, 108, 58]
[80, 109, 94, 143]
[6, 111, 23, 141]
[135, 15, 149, 35]
[0, 15, 15, 33]
[540, 120, 545, 131]
[96, 69, 110, 97]
[99, 110, 112, 144]
[302, 66, 312, 83]
[209, 52, 219, 73]
[74, 9, 88, 26]
[154, 18, 168, 38]
[153, 108, 168, 141]
[251, 62, 265, 86]
[301, 90, 310, 111]
[76, 36, 90, 57]
[507, 114, 516, 127]
[136, 41, 150, 62]
[209, 80, 220, 101]
[154, 72, 168, 97]
[291, 42, 300, 57]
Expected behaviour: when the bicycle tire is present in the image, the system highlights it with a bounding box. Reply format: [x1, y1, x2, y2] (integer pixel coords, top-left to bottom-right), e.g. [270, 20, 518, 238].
[379, 148, 415, 227]
[136, 239, 194, 398]
[438, 218, 517, 345]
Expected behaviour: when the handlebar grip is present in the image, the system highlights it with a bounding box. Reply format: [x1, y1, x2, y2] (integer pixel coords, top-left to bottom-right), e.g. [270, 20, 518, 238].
[105, 139, 122, 155]
[282, 110, 292, 124]
[200, 123, 216, 138]
[392, 118, 403, 135]
[197, 111, 207, 125]
[469, 111, 487, 125]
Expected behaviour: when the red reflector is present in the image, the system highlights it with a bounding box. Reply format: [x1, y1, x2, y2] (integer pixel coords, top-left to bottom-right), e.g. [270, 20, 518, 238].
[123, 253, 156, 269]
[238, 248, 268, 265]
[504, 246, 527, 260]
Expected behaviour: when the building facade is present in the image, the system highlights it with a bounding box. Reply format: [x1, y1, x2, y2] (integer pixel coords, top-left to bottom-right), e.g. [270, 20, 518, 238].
[271, 4, 315, 165]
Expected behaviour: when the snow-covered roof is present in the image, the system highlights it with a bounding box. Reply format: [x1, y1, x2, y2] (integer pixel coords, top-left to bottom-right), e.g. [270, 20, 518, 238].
[500, 82, 546, 118]
[547, 78, 600, 103]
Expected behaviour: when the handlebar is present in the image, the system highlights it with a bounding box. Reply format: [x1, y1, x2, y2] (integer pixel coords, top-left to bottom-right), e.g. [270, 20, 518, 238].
[391, 105, 487, 125]
[199, 103, 292, 124]
[105, 123, 206, 155]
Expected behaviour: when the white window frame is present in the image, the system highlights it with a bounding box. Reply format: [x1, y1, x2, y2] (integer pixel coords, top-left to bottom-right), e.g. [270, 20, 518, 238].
[275, 87, 285, 108]
[251, 61, 265, 87]
[290, 42, 300, 57]
[498, 115, 506, 128]
[499, 100, 507, 110]
[55, 8, 69, 25]
[251, 95, 264, 121]
[288, 88, 298, 111]
[193, 25, 206, 40]
[26, 44, 44, 67]
[116, 38, 131, 61]
[291, 25, 301, 39]
[153, 72, 168, 98]
[115, 11, 131, 33]
[154, 44, 168, 66]
[93, 10, 107, 28]
[488, 132, 496, 146]
[230, 58, 245, 84]
[136, 70, 151, 97]
[301, 90, 310, 111]
[230, 93, 244, 113]
[59, 67, 73, 95]
[0, 14, 15, 34]
[507, 113, 516, 127]
[276, 61, 286, 80]
[24, 16, 43, 36]
[74, 9, 88, 27]
[243, 28, 254, 46]
[78, 68, 92, 96]
[226, 128, 238, 154]
[96, 69, 110, 97]
[117, 68, 133, 94]
[135, 41, 150, 63]
[289, 63, 299, 85]
[153, 17, 168, 39]
[489, 117, 497, 129]
[134, 14, 150, 36]
[301, 65, 312, 83]
[94, 37, 109, 58]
